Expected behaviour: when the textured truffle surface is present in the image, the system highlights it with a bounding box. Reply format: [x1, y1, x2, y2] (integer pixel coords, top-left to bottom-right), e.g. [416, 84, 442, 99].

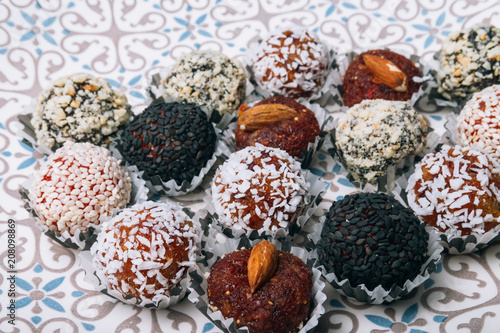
[437, 24, 500, 100]
[207, 248, 312, 333]
[407, 145, 500, 236]
[335, 99, 427, 183]
[235, 96, 320, 158]
[92, 201, 200, 305]
[458, 85, 500, 159]
[342, 49, 422, 107]
[211, 145, 309, 234]
[252, 28, 328, 99]
[318, 192, 429, 290]
[30, 142, 131, 235]
[121, 102, 216, 185]
[32, 73, 130, 150]
[163, 50, 247, 115]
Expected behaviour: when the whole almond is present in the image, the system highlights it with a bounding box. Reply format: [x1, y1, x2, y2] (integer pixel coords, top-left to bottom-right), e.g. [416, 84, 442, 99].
[362, 54, 408, 92]
[238, 104, 298, 131]
[247, 240, 278, 293]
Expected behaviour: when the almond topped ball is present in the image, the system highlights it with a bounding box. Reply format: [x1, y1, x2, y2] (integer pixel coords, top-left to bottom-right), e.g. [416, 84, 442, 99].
[252, 27, 329, 99]
[32, 73, 131, 150]
[211, 144, 310, 235]
[342, 49, 422, 107]
[91, 200, 201, 307]
[235, 96, 320, 158]
[29, 142, 131, 236]
[207, 241, 312, 333]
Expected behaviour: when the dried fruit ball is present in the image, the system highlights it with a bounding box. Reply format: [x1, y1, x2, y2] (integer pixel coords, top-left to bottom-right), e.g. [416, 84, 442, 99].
[335, 99, 427, 183]
[235, 96, 320, 158]
[342, 49, 422, 107]
[437, 24, 500, 100]
[318, 192, 429, 290]
[163, 50, 247, 115]
[407, 145, 500, 236]
[32, 73, 131, 150]
[121, 102, 216, 185]
[211, 144, 310, 234]
[92, 201, 200, 306]
[29, 142, 131, 235]
[252, 27, 329, 99]
[457, 85, 500, 160]
[207, 246, 312, 333]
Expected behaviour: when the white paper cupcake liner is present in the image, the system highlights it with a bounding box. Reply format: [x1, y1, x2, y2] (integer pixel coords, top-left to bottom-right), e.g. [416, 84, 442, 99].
[221, 100, 334, 169]
[244, 26, 345, 115]
[326, 117, 442, 193]
[308, 218, 443, 304]
[203, 169, 326, 240]
[77, 205, 202, 308]
[187, 228, 326, 333]
[19, 166, 148, 251]
[110, 126, 223, 197]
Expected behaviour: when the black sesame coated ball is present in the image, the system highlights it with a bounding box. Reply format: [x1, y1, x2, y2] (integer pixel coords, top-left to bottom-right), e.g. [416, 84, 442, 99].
[121, 101, 216, 185]
[317, 192, 429, 291]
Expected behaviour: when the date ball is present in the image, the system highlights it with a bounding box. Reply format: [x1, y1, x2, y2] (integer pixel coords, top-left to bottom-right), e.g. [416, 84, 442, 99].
[91, 200, 200, 306]
[407, 145, 500, 237]
[207, 246, 312, 333]
[235, 96, 320, 158]
[317, 192, 429, 291]
[211, 144, 310, 234]
[121, 102, 217, 185]
[32, 73, 131, 150]
[252, 27, 329, 99]
[29, 142, 131, 235]
[342, 49, 422, 107]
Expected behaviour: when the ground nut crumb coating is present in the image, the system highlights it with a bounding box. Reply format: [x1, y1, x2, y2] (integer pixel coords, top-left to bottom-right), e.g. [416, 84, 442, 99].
[317, 192, 429, 291]
[207, 249, 312, 333]
[32, 73, 131, 149]
[342, 49, 422, 107]
[163, 50, 247, 115]
[436, 24, 500, 100]
[30, 142, 131, 235]
[458, 85, 500, 159]
[235, 96, 320, 158]
[407, 145, 500, 237]
[121, 102, 216, 185]
[92, 201, 200, 305]
[252, 27, 329, 99]
[211, 145, 310, 234]
[335, 100, 427, 183]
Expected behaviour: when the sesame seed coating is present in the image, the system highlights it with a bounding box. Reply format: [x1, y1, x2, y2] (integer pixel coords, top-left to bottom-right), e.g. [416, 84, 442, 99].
[30, 142, 131, 235]
[32, 73, 131, 150]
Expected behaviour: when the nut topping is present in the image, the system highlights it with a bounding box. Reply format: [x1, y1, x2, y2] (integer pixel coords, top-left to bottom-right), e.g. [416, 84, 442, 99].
[362, 54, 408, 92]
[238, 104, 298, 131]
[247, 240, 278, 293]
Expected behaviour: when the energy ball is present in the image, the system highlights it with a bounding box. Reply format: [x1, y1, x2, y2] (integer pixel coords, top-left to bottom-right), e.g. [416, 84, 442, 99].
[335, 99, 427, 183]
[121, 101, 217, 186]
[211, 145, 310, 234]
[407, 145, 500, 237]
[342, 49, 422, 107]
[457, 85, 500, 159]
[252, 27, 329, 99]
[436, 24, 500, 100]
[91, 201, 200, 306]
[163, 50, 247, 115]
[32, 73, 131, 150]
[317, 192, 429, 291]
[235, 96, 320, 158]
[29, 142, 131, 235]
[207, 242, 312, 333]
